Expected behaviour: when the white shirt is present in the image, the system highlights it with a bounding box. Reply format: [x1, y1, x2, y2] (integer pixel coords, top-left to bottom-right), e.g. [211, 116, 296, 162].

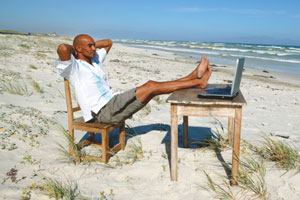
[55, 48, 115, 122]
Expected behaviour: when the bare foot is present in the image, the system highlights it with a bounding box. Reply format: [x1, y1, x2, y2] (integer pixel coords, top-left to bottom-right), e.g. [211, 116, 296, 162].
[197, 55, 208, 79]
[197, 61, 212, 89]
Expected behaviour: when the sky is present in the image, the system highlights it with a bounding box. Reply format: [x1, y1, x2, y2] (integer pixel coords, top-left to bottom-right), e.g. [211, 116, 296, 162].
[1, 0, 300, 45]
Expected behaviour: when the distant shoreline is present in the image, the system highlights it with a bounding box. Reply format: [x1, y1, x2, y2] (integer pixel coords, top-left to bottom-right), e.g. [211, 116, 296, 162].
[0, 30, 57, 37]
[115, 39, 300, 77]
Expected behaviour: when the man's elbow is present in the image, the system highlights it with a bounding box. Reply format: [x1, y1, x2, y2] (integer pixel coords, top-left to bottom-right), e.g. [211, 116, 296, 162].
[108, 39, 113, 47]
[57, 44, 68, 55]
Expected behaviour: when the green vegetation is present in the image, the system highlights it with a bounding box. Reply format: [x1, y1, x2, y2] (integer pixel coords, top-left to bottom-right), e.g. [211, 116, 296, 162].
[28, 64, 37, 70]
[43, 178, 80, 200]
[204, 156, 268, 200]
[22, 178, 84, 200]
[0, 80, 31, 96]
[256, 134, 299, 171]
[56, 125, 87, 165]
[0, 29, 28, 35]
[203, 171, 235, 199]
[20, 44, 30, 49]
[238, 157, 268, 199]
[31, 79, 43, 94]
[125, 137, 144, 165]
[153, 96, 163, 104]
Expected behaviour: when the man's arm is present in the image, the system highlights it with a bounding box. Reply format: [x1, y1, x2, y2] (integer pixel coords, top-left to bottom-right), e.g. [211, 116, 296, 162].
[95, 39, 113, 53]
[57, 44, 75, 61]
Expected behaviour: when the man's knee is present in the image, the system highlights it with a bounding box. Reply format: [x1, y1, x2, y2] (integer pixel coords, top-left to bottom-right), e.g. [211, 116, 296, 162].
[144, 80, 160, 94]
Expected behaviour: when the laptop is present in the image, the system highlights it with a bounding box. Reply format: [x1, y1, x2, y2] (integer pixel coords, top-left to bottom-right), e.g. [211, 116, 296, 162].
[197, 58, 245, 99]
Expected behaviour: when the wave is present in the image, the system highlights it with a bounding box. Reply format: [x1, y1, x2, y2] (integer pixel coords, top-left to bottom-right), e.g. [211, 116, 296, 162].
[127, 43, 300, 64]
[116, 39, 300, 63]
[117, 39, 300, 57]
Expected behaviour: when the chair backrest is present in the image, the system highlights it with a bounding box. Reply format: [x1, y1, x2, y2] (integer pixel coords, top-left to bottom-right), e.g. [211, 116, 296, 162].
[64, 78, 80, 122]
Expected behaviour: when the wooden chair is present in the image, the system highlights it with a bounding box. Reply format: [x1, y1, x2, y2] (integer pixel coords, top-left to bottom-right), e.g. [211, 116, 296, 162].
[64, 78, 125, 163]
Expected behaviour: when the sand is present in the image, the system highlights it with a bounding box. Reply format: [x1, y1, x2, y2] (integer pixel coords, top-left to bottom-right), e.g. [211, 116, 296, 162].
[0, 34, 300, 199]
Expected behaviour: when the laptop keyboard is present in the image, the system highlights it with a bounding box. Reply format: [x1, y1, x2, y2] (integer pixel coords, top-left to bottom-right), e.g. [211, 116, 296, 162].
[205, 85, 232, 95]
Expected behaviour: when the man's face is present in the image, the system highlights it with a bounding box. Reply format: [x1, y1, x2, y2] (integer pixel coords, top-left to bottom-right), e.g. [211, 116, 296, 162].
[76, 36, 96, 59]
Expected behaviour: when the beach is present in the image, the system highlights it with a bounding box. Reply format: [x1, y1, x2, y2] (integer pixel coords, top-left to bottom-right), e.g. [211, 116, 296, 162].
[1, 34, 300, 199]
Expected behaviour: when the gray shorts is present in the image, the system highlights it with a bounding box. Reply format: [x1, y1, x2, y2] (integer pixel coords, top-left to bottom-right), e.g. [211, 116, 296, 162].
[92, 88, 145, 124]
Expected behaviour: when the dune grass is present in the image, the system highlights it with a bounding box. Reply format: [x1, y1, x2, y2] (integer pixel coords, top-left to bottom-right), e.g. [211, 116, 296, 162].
[125, 124, 138, 138]
[238, 157, 268, 199]
[123, 124, 144, 165]
[31, 79, 43, 93]
[56, 125, 87, 165]
[28, 64, 37, 70]
[43, 178, 80, 200]
[57, 89, 65, 98]
[23, 178, 84, 200]
[203, 171, 236, 199]
[152, 96, 163, 104]
[200, 119, 231, 152]
[125, 137, 144, 165]
[256, 134, 299, 171]
[0, 80, 31, 96]
[203, 156, 268, 200]
[20, 44, 30, 49]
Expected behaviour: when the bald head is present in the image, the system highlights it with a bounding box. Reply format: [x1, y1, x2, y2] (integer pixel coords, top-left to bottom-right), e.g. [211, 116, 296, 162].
[73, 34, 94, 46]
[73, 34, 96, 61]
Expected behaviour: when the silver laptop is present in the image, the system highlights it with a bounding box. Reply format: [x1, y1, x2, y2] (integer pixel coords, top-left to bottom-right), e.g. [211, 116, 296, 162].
[197, 58, 245, 99]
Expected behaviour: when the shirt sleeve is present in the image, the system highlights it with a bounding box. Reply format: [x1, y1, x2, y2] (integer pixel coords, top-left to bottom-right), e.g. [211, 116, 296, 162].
[95, 48, 107, 63]
[55, 54, 76, 78]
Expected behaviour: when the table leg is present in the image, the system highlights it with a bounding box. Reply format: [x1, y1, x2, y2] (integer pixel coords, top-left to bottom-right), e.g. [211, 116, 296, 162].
[231, 107, 242, 185]
[183, 116, 189, 148]
[90, 132, 95, 142]
[228, 117, 234, 146]
[171, 104, 178, 181]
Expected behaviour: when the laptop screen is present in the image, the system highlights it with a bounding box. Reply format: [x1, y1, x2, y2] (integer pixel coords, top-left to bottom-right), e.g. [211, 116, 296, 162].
[231, 58, 245, 95]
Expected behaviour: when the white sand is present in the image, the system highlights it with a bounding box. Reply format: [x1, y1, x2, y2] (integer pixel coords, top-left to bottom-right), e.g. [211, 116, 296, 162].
[0, 34, 300, 199]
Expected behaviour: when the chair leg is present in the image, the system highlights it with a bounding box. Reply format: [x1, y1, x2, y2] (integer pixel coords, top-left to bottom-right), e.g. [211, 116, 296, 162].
[102, 131, 109, 163]
[90, 132, 95, 142]
[119, 122, 125, 150]
[69, 128, 75, 155]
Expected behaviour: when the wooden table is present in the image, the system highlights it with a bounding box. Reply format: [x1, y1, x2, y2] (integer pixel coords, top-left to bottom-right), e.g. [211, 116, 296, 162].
[166, 84, 247, 185]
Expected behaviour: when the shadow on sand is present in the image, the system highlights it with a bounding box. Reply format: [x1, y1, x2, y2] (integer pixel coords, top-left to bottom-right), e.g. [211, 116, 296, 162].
[79, 122, 232, 179]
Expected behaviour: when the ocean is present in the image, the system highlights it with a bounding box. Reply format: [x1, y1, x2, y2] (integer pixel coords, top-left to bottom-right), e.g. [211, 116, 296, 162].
[115, 39, 300, 76]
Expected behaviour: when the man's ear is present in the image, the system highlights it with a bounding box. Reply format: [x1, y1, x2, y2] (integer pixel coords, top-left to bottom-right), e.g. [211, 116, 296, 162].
[74, 45, 82, 53]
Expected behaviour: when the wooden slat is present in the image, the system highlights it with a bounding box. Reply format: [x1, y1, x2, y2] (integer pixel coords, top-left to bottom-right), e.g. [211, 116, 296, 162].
[178, 105, 236, 117]
[77, 139, 91, 149]
[73, 117, 122, 129]
[72, 106, 81, 112]
[84, 155, 103, 162]
[90, 143, 102, 148]
[110, 143, 122, 153]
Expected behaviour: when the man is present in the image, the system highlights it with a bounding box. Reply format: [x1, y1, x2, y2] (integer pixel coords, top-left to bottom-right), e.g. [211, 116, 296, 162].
[56, 34, 212, 124]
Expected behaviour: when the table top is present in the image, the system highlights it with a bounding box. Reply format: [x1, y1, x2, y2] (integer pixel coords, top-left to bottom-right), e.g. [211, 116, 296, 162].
[166, 84, 247, 106]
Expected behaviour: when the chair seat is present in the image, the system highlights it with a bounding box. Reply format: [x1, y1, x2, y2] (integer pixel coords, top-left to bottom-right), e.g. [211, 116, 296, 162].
[72, 117, 123, 133]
